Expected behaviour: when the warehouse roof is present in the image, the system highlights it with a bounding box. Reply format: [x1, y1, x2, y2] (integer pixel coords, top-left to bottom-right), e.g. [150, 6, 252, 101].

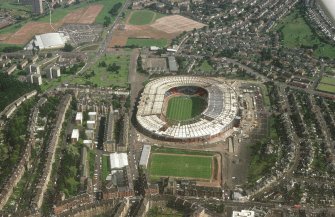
[25, 32, 69, 50]
[110, 153, 128, 170]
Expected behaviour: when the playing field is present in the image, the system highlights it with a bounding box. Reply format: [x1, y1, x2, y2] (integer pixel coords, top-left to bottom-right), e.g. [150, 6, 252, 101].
[149, 153, 212, 180]
[166, 96, 206, 121]
[126, 38, 168, 47]
[128, 10, 163, 25]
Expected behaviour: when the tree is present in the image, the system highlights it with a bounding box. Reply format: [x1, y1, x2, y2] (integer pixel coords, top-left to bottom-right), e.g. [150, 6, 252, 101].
[62, 43, 74, 52]
[103, 16, 111, 27]
[107, 63, 120, 73]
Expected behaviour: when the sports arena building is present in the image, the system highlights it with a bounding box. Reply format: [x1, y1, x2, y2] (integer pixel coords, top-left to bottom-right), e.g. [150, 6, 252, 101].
[136, 76, 239, 142]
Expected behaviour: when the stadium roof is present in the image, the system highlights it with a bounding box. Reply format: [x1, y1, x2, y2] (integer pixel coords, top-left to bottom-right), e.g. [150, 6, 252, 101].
[25, 32, 69, 50]
[110, 153, 128, 170]
[320, 0, 335, 20]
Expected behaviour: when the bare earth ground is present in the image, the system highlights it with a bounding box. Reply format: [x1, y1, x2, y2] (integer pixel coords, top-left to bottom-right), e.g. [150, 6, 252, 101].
[0, 5, 102, 45]
[109, 15, 205, 47]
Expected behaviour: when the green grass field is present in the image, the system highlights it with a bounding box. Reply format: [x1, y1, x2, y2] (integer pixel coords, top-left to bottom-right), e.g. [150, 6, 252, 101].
[320, 76, 335, 86]
[276, 9, 335, 59]
[149, 153, 212, 180]
[128, 9, 164, 25]
[126, 38, 168, 47]
[317, 83, 335, 94]
[166, 96, 206, 121]
[102, 155, 110, 181]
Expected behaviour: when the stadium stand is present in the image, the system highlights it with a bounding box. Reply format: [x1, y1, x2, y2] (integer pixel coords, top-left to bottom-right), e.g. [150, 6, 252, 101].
[136, 76, 238, 141]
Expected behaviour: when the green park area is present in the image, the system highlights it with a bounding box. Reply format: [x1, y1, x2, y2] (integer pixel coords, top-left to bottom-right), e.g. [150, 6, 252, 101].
[149, 153, 213, 180]
[276, 9, 335, 59]
[126, 38, 168, 48]
[128, 9, 165, 25]
[248, 140, 277, 185]
[166, 96, 206, 121]
[70, 53, 130, 88]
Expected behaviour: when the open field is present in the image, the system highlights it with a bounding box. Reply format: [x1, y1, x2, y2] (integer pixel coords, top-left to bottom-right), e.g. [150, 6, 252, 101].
[320, 76, 335, 85]
[151, 15, 205, 33]
[128, 10, 156, 25]
[126, 38, 168, 47]
[166, 96, 206, 121]
[317, 83, 335, 93]
[0, 22, 60, 45]
[69, 52, 130, 88]
[110, 15, 205, 47]
[276, 9, 335, 59]
[149, 153, 212, 180]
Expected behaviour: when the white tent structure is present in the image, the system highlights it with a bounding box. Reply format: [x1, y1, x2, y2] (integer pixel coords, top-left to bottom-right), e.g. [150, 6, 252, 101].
[25, 32, 69, 50]
[110, 153, 128, 170]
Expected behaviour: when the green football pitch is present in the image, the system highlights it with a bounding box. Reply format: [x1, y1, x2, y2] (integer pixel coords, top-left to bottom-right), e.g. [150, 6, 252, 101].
[149, 153, 212, 180]
[166, 96, 206, 121]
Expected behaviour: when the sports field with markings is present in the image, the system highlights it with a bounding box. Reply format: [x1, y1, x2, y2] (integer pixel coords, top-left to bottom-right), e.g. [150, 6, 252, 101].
[149, 153, 213, 180]
[166, 96, 206, 121]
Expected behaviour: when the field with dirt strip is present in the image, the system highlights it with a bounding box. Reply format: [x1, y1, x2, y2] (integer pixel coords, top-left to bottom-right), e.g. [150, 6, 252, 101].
[0, 4, 103, 45]
[109, 15, 205, 47]
[63, 4, 103, 24]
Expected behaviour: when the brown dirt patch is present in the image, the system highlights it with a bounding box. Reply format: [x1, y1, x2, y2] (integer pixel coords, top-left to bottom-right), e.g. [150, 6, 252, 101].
[62, 8, 87, 24]
[1, 22, 61, 45]
[151, 15, 206, 34]
[64, 4, 103, 24]
[109, 24, 179, 47]
[0, 33, 11, 41]
[109, 15, 205, 48]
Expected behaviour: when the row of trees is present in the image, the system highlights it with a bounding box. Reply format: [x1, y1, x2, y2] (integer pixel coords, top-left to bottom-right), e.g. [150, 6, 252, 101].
[103, 2, 123, 27]
[0, 73, 37, 111]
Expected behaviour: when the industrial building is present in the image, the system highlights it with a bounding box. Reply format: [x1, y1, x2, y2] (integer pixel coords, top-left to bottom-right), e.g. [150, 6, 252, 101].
[25, 33, 69, 50]
[110, 153, 128, 170]
[139, 145, 151, 168]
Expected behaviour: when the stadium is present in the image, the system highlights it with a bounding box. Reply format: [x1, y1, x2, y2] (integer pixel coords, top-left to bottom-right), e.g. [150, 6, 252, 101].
[136, 76, 239, 142]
